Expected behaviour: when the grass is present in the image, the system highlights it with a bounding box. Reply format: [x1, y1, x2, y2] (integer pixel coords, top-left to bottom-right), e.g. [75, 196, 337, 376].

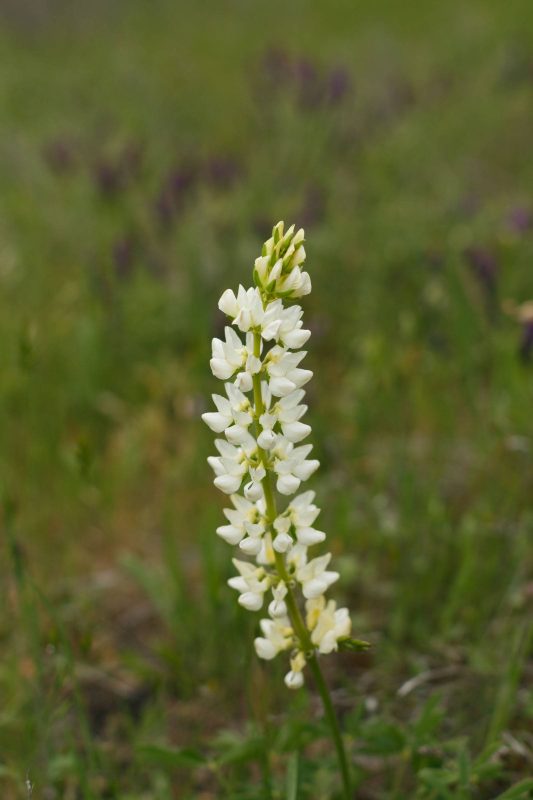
[0, 0, 532, 797]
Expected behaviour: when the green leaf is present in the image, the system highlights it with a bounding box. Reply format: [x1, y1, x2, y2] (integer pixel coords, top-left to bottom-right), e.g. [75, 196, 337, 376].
[418, 766, 458, 790]
[493, 779, 533, 799]
[360, 720, 406, 756]
[0, 764, 20, 782]
[137, 744, 206, 769]
[337, 636, 371, 652]
[48, 753, 79, 781]
[275, 718, 323, 752]
[213, 730, 266, 767]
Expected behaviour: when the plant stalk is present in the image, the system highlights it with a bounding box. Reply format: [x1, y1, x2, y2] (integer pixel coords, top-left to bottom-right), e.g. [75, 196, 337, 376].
[251, 331, 353, 799]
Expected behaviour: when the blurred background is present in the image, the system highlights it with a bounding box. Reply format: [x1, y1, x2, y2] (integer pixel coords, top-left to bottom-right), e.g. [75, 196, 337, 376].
[1, 1, 532, 798]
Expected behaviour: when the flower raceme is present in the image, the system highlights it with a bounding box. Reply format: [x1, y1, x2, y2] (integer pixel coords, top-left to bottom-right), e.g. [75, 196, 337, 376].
[203, 221, 352, 689]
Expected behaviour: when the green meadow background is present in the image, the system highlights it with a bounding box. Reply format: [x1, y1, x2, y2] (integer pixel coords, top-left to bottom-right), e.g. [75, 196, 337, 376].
[1, 1, 532, 797]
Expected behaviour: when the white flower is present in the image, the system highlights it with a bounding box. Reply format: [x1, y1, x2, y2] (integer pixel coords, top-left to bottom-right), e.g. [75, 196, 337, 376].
[270, 516, 293, 552]
[210, 328, 261, 389]
[261, 301, 311, 349]
[288, 490, 320, 526]
[272, 440, 320, 495]
[210, 327, 245, 380]
[218, 288, 240, 318]
[207, 439, 247, 494]
[295, 553, 340, 599]
[272, 531, 293, 552]
[243, 465, 266, 503]
[254, 614, 294, 659]
[216, 494, 265, 546]
[264, 346, 312, 398]
[257, 428, 277, 450]
[268, 582, 288, 618]
[306, 596, 352, 654]
[287, 491, 325, 545]
[260, 389, 311, 443]
[203, 220, 356, 690]
[203, 383, 255, 441]
[284, 651, 307, 689]
[219, 286, 265, 332]
[278, 266, 312, 299]
[256, 533, 276, 566]
[228, 559, 271, 611]
[201, 393, 233, 433]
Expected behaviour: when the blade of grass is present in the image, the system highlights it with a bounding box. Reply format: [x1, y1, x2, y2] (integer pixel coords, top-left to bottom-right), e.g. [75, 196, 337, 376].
[286, 751, 299, 800]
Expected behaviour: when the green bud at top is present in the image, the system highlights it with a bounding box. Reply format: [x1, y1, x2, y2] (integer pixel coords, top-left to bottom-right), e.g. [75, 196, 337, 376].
[254, 221, 310, 300]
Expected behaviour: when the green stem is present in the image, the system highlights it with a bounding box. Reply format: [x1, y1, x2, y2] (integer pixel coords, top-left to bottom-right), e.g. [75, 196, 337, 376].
[251, 331, 352, 800]
[307, 655, 353, 799]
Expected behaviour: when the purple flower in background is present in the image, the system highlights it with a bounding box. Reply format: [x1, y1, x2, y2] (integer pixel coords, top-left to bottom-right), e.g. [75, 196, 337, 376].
[250, 47, 292, 106]
[153, 163, 198, 228]
[294, 57, 325, 110]
[205, 155, 243, 190]
[91, 142, 144, 198]
[154, 187, 174, 228]
[464, 245, 499, 320]
[43, 138, 76, 174]
[168, 165, 197, 201]
[120, 141, 145, 181]
[262, 47, 292, 88]
[520, 320, 533, 361]
[326, 67, 351, 105]
[373, 76, 416, 126]
[506, 206, 532, 235]
[464, 246, 498, 291]
[254, 46, 353, 114]
[112, 235, 136, 279]
[93, 159, 124, 197]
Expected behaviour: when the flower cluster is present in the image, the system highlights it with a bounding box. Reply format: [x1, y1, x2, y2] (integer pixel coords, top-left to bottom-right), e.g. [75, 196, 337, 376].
[203, 221, 352, 689]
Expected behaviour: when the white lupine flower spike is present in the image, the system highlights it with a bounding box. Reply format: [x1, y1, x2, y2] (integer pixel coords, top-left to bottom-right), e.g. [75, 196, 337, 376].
[203, 221, 369, 799]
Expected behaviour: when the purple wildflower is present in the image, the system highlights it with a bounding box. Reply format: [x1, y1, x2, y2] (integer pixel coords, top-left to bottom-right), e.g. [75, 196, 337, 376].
[506, 207, 532, 235]
[294, 57, 325, 110]
[153, 163, 198, 227]
[43, 138, 76, 174]
[326, 67, 351, 105]
[464, 246, 498, 290]
[261, 47, 292, 88]
[154, 187, 175, 228]
[119, 141, 144, 181]
[519, 320, 533, 361]
[168, 165, 197, 200]
[464, 246, 499, 320]
[205, 155, 242, 190]
[112, 236, 136, 279]
[93, 159, 124, 197]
